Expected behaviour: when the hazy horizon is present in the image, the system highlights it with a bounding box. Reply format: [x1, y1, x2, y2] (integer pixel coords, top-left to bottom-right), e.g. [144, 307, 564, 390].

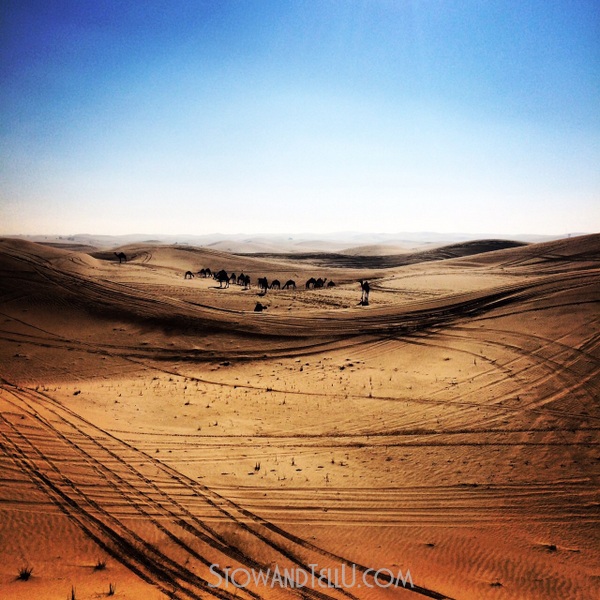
[4, 229, 591, 246]
[2, 1, 599, 236]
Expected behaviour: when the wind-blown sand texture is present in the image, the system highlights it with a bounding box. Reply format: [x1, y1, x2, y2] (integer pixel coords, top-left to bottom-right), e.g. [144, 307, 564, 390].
[0, 234, 598, 600]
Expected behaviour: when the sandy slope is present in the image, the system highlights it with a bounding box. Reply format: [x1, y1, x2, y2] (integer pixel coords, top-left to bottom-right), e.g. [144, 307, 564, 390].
[0, 234, 599, 600]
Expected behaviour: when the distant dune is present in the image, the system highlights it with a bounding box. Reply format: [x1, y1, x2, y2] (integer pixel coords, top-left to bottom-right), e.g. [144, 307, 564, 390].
[205, 238, 355, 254]
[454, 232, 600, 270]
[6, 230, 568, 251]
[245, 238, 528, 269]
[336, 242, 434, 256]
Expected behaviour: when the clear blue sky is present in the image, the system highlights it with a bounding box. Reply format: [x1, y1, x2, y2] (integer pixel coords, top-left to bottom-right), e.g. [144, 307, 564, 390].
[1, 0, 599, 236]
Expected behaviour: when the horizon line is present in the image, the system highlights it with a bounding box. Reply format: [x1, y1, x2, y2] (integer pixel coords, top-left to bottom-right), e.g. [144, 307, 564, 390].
[1, 230, 594, 239]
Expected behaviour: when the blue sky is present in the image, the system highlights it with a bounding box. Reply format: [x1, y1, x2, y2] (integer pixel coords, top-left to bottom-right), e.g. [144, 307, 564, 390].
[1, 0, 599, 236]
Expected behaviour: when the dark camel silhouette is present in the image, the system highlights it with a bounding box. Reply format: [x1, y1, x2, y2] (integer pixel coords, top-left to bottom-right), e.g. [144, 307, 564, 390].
[229, 273, 237, 284]
[315, 277, 327, 289]
[359, 280, 370, 305]
[270, 279, 281, 290]
[327, 280, 335, 287]
[242, 274, 251, 289]
[282, 279, 296, 289]
[114, 252, 127, 264]
[184, 270, 194, 279]
[257, 277, 268, 294]
[237, 273, 246, 286]
[215, 269, 230, 288]
[254, 302, 267, 312]
[305, 277, 317, 289]
[199, 268, 212, 278]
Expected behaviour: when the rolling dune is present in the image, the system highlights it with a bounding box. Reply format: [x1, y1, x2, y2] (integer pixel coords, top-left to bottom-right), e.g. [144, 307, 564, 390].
[0, 235, 598, 600]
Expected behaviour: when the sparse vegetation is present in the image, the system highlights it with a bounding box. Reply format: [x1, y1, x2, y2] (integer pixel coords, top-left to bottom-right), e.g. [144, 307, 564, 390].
[17, 565, 33, 580]
[108, 582, 116, 596]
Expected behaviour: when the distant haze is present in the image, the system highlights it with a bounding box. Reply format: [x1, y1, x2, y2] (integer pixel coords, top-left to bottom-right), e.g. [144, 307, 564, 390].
[7, 231, 574, 254]
[1, 2, 599, 236]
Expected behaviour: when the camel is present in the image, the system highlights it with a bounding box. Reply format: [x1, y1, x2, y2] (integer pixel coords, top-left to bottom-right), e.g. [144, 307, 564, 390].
[237, 273, 246, 286]
[282, 279, 296, 289]
[257, 277, 268, 294]
[254, 302, 267, 312]
[215, 269, 230, 288]
[327, 280, 335, 287]
[114, 252, 127, 264]
[184, 270, 194, 279]
[315, 277, 327, 289]
[270, 279, 281, 290]
[305, 277, 317, 289]
[199, 268, 212, 278]
[359, 280, 370, 305]
[242, 274, 251, 289]
[229, 273, 237, 284]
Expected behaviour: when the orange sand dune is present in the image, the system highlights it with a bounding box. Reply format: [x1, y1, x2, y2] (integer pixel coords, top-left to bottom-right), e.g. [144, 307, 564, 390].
[0, 234, 599, 600]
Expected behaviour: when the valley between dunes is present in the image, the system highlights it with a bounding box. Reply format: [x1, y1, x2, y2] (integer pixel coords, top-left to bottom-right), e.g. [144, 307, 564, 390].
[0, 234, 599, 600]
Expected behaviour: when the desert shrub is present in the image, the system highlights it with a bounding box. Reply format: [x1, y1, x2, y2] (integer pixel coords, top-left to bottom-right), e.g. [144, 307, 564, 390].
[17, 565, 33, 581]
[94, 558, 107, 571]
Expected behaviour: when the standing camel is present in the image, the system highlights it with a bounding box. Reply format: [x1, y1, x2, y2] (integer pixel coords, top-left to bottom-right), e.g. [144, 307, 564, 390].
[257, 277, 269, 294]
[305, 277, 317, 289]
[215, 269, 230, 288]
[114, 252, 127, 264]
[282, 280, 296, 289]
[270, 279, 281, 290]
[184, 271, 194, 279]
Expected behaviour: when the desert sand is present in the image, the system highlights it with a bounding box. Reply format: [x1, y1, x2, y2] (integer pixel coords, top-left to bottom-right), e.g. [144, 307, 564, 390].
[0, 234, 598, 600]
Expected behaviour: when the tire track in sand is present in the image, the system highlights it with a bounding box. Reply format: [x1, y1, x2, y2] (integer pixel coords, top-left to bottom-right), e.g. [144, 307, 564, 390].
[0, 380, 455, 600]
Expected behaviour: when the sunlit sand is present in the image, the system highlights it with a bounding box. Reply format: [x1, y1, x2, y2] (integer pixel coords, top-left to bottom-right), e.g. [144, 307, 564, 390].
[1, 234, 598, 599]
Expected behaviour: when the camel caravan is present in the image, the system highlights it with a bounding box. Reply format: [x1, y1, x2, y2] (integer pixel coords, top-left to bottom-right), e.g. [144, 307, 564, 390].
[184, 269, 339, 294]
[182, 266, 370, 305]
[111, 253, 369, 305]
